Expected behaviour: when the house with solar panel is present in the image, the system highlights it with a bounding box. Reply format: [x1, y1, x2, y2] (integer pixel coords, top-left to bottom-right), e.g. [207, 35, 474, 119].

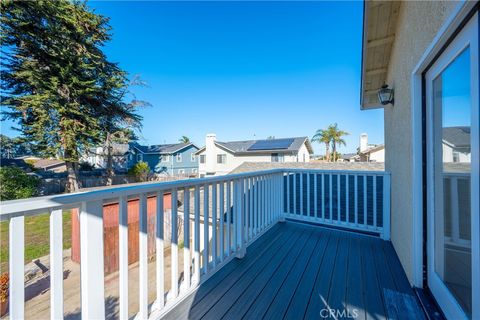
[128, 142, 200, 176]
[195, 133, 313, 176]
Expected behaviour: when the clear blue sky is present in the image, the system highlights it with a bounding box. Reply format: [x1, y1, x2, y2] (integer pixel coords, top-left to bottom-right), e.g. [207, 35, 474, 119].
[1, 1, 384, 154]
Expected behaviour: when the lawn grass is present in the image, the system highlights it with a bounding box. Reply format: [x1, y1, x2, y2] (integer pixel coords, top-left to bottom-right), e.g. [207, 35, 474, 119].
[0, 211, 72, 273]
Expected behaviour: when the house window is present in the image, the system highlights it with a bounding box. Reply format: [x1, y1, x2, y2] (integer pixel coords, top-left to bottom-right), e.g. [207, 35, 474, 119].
[191, 154, 196, 161]
[271, 153, 284, 163]
[199, 155, 206, 164]
[137, 154, 143, 162]
[453, 151, 460, 163]
[192, 168, 198, 174]
[176, 154, 182, 162]
[217, 154, 226, 164]
[162, 155, 170, 163]
[178, 169, 185, 175]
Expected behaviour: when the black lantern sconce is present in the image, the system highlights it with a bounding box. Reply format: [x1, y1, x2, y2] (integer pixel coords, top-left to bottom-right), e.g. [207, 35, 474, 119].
[378, 84, 394, 106]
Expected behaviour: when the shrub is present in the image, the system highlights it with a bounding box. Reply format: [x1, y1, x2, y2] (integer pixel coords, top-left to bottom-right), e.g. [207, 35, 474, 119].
[79, 161, 94, 171]
[128, 161, 150, 182]
[0, 166, 39, 200]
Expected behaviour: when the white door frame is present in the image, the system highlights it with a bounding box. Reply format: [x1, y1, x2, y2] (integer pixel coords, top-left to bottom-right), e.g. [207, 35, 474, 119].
[425, 13, 478, 319]
[410, 0, 478, 289]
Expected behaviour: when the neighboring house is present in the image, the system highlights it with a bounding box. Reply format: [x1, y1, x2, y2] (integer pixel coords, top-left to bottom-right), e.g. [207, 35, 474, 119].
[360, 2, 479, 319]
[195, 134, 313, 176]
[32, 159, 66, 173]
[358, 133, 385, 162]
[442, 126, 471, 163]
[81, 144, 129, 171]
[128, 142, 200, 176]
[338, 153, 359, 162]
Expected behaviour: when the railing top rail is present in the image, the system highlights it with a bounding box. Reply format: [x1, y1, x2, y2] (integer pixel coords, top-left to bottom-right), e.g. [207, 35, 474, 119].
[0, 167, 391, 219]
[0, 168, 283, 218]
[283, 168, 389, 175]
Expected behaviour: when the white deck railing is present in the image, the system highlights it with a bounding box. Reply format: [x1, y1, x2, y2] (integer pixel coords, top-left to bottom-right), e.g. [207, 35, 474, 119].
[0, 168, 390, 319]
[283, 169, 390, 239]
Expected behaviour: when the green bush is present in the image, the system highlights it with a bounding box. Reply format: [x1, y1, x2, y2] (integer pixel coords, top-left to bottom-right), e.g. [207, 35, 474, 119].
[128, 161, 150, 182]
[0, 166, 39, 200]
[79, 161, 94, 171]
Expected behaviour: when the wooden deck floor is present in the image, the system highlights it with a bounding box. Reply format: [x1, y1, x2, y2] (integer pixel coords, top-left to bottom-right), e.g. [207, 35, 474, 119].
[163, 221, 424, 320]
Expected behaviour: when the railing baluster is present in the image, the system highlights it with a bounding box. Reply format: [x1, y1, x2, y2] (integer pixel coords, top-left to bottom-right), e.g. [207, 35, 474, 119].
[226, 181, 231, 256]
[119, 197, 129, 317]
[307, 173, 311, 218]
[337, 174, 341, 223]
[171, 189, 178, 299]
[299, 173, 303, 216]
[329, 174, 333, 222]
[235, 179, 246, 258]
[219, 182, 224, 262]
[156, 191, 165, 308]
[80, 200, 105, 320]
[212, 183, 217, 268]
[373, 175, 377, 228]
[314, 174, 318, 219]
[249, 177, 253, 239]
[139, 194, 148, 318]
[286, 172, 290, 215]
[322, 174, 325, 220]
[50, 208, 63, 320]
[354, 175, 358, 225]
[363, 175, 367, 226]
[9, 215, 24, 319]
[194, 186, 201, 283]
[293, 173, 297, 215]
[203, 184, 209, 274]
[254, 177, 258, 234]
[183, 188, 191, 290]
[346, 175, 350, 224]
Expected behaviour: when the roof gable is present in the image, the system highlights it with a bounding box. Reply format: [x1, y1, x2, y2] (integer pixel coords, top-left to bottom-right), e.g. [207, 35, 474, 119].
[133, 143, 199, 155]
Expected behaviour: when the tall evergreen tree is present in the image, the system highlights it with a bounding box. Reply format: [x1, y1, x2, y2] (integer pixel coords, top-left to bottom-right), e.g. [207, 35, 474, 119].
[1, 0, 143, 192]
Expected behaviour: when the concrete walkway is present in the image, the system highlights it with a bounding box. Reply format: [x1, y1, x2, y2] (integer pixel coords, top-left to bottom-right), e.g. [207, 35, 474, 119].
[3, 249, 184, 320]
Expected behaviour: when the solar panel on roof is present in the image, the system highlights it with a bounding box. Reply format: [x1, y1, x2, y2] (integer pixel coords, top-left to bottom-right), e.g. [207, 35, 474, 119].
[247, 138, 294, 151]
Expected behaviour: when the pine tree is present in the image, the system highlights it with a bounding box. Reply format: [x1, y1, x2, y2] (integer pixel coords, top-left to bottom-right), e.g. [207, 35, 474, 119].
[1, 0, 144, 192]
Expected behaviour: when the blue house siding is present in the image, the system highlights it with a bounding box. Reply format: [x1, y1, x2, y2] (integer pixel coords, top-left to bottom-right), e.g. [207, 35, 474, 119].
[127, 144, 199, 176]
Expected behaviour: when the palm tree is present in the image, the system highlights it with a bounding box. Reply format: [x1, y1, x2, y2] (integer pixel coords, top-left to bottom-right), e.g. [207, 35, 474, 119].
[179, 136, 190, 144]
[328, 123, 349, 162]
[312, 129, 332, 162]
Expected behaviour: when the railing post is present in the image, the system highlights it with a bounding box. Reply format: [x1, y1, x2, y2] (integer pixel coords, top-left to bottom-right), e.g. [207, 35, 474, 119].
[50, 208, 64, 320]
[9, 216, 24, 319]
[80, 200, 105, 320]
[235, 179, 246, 259]
[382, 174, 391, 240]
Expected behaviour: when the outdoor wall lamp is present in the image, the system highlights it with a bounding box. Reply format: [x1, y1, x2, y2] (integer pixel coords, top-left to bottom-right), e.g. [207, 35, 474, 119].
[378, 84, 394, 106]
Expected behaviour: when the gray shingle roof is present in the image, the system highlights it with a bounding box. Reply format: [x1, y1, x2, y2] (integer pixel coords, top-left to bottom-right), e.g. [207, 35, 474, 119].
[443, 126, 470, 147]
[215, 137, 312, 154]
[230, 161, 384, 174]
[133, 143, 197, 154]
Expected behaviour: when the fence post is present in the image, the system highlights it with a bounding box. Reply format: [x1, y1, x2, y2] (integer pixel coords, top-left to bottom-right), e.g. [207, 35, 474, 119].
[382, 174, 391, 240]
[80, 200, 105, 320]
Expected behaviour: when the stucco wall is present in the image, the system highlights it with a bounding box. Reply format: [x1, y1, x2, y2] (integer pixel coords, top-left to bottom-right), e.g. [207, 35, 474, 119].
[384, 1, 458, 284]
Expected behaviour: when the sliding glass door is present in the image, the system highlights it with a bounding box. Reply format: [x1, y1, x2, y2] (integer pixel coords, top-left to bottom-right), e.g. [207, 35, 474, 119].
[425, 12, 479, 319]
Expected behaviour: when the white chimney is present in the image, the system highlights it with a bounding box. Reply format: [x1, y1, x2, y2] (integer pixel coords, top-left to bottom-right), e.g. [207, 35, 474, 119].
[205, 133, 216, 173]
[360, 133, 368, 152]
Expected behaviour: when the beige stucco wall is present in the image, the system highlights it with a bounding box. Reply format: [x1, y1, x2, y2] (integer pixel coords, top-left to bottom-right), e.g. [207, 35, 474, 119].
[384, 1, 458, 284]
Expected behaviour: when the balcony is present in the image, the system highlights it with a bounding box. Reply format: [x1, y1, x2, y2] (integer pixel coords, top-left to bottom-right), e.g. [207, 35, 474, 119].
[0, 168, 423, 319]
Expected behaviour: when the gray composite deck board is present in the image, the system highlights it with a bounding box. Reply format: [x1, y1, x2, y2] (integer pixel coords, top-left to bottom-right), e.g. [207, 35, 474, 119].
[163, 222, 421, 320]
